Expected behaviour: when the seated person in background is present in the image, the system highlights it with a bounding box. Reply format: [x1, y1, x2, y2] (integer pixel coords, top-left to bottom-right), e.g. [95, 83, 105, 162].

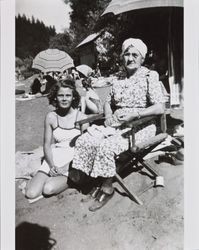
[70, 38, 165, 211]
[25, 79, 88, 200]
[80, 77, 103, 114]
[41, 75, 57, 95]
[70, 67, 80, 81]
[71, 66, 103, 114]
[29, 77, 42, 95]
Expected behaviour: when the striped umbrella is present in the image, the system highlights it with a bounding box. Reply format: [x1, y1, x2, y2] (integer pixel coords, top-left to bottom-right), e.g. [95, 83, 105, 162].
[32, 49, 74, 73]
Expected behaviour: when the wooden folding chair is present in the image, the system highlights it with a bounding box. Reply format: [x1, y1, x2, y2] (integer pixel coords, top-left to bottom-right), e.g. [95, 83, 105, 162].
[75, 113, 168, 205]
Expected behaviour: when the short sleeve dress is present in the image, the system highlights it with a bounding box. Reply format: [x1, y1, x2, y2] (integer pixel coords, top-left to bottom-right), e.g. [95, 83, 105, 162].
[72, 67, 165, 178]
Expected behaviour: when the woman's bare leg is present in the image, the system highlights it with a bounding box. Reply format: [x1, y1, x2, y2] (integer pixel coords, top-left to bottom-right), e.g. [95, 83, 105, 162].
[100, 177, 114, 194]
[25, 171, 49, 199]
[42, 176, 68, 196]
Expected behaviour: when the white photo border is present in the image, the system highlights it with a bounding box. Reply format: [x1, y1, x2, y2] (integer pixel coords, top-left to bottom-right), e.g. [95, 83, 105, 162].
[1, 0, 199, 249]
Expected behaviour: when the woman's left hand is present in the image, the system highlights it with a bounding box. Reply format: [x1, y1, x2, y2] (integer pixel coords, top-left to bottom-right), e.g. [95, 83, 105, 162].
[117, 113, 138, 123]
[49, 166, 62, 177]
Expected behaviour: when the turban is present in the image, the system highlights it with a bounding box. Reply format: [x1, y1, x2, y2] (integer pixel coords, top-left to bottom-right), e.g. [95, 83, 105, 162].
[121, 38, 148, 58]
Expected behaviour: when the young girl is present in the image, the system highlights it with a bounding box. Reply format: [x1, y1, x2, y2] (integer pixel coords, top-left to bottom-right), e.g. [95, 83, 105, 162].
[26, 79, 88, 200]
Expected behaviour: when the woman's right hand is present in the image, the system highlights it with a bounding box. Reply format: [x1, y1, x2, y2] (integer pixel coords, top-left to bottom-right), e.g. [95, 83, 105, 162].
[49, 166, 61, 177]
[104, 116, 113, 127]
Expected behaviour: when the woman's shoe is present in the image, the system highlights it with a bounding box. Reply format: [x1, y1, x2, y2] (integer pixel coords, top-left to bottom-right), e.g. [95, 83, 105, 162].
[165, 152, 183, 165]
[81, 186, 101, 203]
[88, 189, 114, 212]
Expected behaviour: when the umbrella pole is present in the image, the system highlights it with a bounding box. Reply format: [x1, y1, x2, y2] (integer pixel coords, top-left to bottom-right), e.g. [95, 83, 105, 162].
[168, 8, 174, 79]
[168, 8, 177, 108]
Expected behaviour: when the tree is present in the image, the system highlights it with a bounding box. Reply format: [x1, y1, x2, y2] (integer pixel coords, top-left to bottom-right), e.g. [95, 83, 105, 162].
[16, 14, 56, 59]
[63, 0, 111, 47]
[49, 32, 72, 53]
[16, 14, 57, 78]
[15, 57, 24, 68]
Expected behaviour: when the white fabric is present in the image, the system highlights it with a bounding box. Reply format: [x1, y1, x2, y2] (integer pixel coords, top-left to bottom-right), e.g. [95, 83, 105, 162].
[53, 127, 80, 146]
[121, 38, 148, 58]
[38, 146, 75, 176]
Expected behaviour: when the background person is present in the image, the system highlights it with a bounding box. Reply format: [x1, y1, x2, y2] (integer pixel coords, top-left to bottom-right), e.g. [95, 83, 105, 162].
[80, 77, 103, 114]
[29, 76, 42, 95]
[41, 75, 57, 95]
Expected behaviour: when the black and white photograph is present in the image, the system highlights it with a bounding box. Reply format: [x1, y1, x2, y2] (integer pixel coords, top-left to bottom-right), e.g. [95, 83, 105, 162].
[1, 0, 199, 249]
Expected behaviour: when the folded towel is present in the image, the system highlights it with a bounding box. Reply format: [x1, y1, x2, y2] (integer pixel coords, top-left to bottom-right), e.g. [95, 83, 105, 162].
[16, 146, 44, 178]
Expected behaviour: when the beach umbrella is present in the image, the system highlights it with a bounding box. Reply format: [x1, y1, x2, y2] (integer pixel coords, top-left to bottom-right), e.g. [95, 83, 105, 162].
[76, 64, 93, 77]
[102, 0, 183, 106]
[102, 0, 183, 15]
[102, 0, 183, 74]
[32, 49, 74, 73]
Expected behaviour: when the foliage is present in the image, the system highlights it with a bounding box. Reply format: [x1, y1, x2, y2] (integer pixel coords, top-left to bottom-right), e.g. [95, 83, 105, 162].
[61, 0, 126, 73]
[21, 69, 35, 79]
[16, 14, 56, 59]
[15, 57, 35, 79]
[94, 31, 116, 71]
[23, 57, 33, 71]
[16, 14, 56, 78]
[49, 32, 73, 53]
[63, 0, 111, 47]
[15, 57, 24, 68]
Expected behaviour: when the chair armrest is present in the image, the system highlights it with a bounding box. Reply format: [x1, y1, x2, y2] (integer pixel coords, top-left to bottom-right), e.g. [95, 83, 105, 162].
[122, 113, 167, 151]
[75, 113, 104, 126]
[126, 113, 167, 134]
[125, 115, 157, 128]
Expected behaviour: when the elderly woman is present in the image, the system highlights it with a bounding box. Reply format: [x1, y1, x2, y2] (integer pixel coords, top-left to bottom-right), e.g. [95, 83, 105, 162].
[71, 38, 165, 211]
[26, 79, 88, 200]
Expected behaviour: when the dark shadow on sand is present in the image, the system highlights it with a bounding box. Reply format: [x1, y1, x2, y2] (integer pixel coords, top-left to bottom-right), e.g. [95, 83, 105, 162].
[16, 222, 56, 250]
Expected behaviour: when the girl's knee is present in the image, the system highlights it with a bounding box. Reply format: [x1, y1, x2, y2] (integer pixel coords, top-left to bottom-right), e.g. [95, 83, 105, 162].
[25, 187, 40, 199]
[42, 182, 55, 196]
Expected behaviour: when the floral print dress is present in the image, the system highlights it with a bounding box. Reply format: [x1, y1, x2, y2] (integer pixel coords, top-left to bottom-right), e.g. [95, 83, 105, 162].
[72, 67, 165, 178]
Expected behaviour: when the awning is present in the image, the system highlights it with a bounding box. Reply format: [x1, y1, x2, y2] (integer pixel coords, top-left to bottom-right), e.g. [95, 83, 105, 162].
[102, 0, 183, 16]
[76, 32, 101, 48]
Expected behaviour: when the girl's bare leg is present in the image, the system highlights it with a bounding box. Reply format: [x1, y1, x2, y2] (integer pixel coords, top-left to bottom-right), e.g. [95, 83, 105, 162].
[42, 175, 68, 196]
[25, 172, 48, 199]
[100, 177, 114, 194]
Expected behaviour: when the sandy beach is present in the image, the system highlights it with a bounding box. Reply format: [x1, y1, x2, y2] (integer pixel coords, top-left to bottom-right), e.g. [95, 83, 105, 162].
[15, 77, 183, 250]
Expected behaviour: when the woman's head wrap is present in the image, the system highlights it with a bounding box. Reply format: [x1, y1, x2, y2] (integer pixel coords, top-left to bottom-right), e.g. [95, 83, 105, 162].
[121, 38, 148, 58]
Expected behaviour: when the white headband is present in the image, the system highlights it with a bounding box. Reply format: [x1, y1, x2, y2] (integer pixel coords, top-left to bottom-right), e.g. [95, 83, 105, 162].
[122, 38, 148, 58]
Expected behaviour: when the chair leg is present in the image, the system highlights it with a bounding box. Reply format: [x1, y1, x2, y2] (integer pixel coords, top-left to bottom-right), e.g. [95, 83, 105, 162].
[139, 160, 159, 177]
[115, 173, 143, 205]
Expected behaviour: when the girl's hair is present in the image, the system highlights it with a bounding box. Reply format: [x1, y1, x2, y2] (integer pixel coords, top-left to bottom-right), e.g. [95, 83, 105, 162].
[48, 79, 80, 108]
